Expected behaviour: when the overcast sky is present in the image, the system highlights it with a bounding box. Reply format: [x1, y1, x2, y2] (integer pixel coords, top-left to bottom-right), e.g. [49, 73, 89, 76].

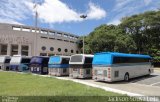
[0, 0, 159, 35]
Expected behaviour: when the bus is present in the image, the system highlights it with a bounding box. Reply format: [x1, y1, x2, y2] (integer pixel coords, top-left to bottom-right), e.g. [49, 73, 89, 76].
[0, 55, 11, 71]
[69, 54, 94, 78]
[30, 56, 49, 75]
[48, 56, 70, 76]
[92, 52, 153, 82]
[10, 55, 31, 72]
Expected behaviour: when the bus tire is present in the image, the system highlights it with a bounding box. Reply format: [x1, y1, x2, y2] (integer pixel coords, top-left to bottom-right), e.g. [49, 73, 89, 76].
[124, 73, 129, 82]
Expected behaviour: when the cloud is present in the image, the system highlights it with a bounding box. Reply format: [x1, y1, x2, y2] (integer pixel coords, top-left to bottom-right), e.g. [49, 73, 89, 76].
[107, 0, 160, 25]
[0, 0, 32, 24]
[26, 0, 107, 23]
[0, 0, 106, 24]
[87, 2, 106, 20]
[143, 0, 152, 6]
[0, 18, 23, 25]
[27, 0, 81, 23]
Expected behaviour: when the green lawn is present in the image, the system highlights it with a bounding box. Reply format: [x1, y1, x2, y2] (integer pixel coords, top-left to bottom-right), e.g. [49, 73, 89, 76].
[0, 71, 120, 96]
[0, 71, 142, 102]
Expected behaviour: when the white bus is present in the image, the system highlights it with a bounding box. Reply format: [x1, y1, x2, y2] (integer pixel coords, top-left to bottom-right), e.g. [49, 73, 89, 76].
[92, 52, 153, 82]
[10, 55, 31, 72]
[69, 54, 94, 78]
[0, 55, 11, 71]
[48, 56, 70, 76]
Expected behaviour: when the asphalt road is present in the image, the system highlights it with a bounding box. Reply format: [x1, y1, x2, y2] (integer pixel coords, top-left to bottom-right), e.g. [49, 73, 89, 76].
[57, 70, 160, 96]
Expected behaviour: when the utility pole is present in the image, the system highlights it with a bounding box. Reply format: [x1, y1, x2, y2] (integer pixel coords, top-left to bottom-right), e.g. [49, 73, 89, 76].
[33, 2, 38, 28]
[80, 15, 87, 54]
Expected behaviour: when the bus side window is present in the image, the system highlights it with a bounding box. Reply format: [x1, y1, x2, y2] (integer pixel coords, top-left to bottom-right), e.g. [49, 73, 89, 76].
[114, 71, 119, 77]
[42, 58, 49, 64]
[4, 59, 11, 63]
[21, 58, 31, 63]
[84, 57, 93, 64]
[113, 57, 150, 64]
[61, 58, 69, 64]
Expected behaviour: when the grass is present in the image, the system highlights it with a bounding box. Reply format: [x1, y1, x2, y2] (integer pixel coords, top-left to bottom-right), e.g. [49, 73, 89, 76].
[0, 71, 120, 96]
[0, 71, 143, 102]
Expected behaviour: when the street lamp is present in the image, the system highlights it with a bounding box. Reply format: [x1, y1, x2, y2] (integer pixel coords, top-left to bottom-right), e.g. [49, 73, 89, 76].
[80, 15, 87, 54]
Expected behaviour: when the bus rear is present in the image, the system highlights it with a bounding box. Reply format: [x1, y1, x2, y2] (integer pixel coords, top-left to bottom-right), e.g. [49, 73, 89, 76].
[92, 53, 113, 82]
[69, 54, 93, 78]
[30, 56, 49, 75]
[18, 57, 31, 72]
[93, 52, 153, 82]
[48, 56, 70, 76]
[9, 55, 21, 71]
[0, 56, 11, 71]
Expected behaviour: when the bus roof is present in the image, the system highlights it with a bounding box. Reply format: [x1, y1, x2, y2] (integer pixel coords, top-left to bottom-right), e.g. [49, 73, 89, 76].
[12, 55, 31, 59]
[92, 52, 151, 65]
[0, 55, 11, 58]
[94, 52, 151, 58]
[32, 56, 49, 58]
[50, 56, 70, 59]
[71, 54, 94, 58]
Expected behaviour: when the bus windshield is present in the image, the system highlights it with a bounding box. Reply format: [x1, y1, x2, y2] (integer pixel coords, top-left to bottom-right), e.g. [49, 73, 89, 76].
[30, 57, 43, 64]
[92, 54, 112, 65]
[0, 57, 5, 63]
[70, 55, 83, 63]
[49, 56, 61, 64]
[10, 56, 21, 64]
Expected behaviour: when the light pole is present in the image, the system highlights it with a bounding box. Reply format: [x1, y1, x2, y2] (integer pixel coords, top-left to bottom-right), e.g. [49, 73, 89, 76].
[80, 15, 87, 54]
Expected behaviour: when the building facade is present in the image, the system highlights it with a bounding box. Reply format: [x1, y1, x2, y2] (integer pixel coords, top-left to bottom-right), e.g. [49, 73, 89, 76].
[0, 23, 80, 56]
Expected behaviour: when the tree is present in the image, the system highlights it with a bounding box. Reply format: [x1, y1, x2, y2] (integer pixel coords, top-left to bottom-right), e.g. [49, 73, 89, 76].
[84, 24, 136, 53]
[120, 10, 160, 55]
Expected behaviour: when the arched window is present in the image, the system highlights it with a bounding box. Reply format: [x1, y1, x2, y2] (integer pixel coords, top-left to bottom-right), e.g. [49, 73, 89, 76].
[50, 47, 54, 51]
[76, 50, 78, 54]
[41, 46, 46, 51]
[58, 48, 61, 52]
[71, 49, 74, 53]
[65, 49, 68, 52]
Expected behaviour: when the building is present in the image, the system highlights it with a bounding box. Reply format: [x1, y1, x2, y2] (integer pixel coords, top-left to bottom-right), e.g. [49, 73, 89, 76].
[0, 23, 80, 56]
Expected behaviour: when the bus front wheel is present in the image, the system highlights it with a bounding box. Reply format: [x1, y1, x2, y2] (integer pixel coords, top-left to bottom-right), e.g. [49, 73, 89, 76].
[124, 73, 129, 82]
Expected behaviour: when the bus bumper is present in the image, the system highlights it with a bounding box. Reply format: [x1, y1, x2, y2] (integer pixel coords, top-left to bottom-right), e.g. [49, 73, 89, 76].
[93, 76, 112, 82]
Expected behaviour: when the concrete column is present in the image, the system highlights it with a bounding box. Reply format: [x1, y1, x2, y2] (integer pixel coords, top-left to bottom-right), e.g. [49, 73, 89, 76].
[28, 45, 31, 56]
[7, 44, 11, 55]
[18, 44, 21, 55]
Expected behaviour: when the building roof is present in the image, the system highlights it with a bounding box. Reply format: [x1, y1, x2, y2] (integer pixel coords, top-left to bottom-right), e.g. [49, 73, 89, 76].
[0, 23, 79, 38]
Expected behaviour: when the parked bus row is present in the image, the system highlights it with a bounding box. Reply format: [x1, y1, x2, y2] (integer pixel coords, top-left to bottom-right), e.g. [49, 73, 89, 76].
[0, 52, 154, 82]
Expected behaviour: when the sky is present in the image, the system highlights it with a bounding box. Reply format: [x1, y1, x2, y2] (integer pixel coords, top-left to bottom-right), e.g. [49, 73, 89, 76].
[0, 0, 160, 36]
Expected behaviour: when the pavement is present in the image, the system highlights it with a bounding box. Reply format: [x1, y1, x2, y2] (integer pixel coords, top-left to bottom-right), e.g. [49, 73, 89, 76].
[56, 70, 160, 96]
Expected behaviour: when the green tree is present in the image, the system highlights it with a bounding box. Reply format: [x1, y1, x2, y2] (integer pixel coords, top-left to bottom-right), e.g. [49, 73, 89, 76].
[85, 24, 136, 53]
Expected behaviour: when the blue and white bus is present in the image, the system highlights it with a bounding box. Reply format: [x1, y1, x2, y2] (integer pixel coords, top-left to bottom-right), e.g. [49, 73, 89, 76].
[48, 56, 70, 76]
[69, 54, 94, 78]
[92, 52, 153, 82]
[0, 55, 11, 71]
[30, 56, 49, 75]
[10, 55, 31, 72]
